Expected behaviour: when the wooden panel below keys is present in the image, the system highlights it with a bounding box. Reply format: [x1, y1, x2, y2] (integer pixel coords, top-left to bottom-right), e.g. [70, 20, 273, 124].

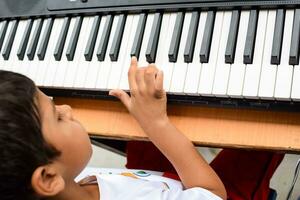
[54, 97, 300, 152]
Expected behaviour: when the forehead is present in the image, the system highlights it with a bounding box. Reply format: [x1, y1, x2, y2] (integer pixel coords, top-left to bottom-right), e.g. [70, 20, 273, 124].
[36, 89, 53, 117]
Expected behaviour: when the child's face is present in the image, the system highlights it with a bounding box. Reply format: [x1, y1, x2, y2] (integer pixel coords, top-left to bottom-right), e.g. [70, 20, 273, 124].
[36, 89, 92, 178]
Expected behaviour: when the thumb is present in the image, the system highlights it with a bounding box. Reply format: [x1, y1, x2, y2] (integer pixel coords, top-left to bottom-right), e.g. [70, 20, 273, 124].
[109, 89, 131, 109]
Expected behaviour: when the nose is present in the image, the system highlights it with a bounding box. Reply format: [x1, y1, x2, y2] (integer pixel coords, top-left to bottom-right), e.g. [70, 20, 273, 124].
[56, 105, 73, 120]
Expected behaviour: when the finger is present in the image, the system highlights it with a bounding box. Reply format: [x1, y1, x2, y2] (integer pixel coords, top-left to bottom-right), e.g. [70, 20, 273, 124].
[136, 68, 147, 93]
[155, 70, 164, 90]
[144, 64, 157, 92]
[128, 57, 138, 91]
[109, 89, 131, 109]
[154, 70, 165, 98]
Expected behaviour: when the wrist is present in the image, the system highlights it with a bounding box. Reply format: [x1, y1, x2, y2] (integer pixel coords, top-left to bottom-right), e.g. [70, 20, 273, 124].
[138, 115, 170, 132]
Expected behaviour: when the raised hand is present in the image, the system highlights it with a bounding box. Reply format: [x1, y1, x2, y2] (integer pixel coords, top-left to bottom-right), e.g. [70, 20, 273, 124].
[109, 57, 168, 127]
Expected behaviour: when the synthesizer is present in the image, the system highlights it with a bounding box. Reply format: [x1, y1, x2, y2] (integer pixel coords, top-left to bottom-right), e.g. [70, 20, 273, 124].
[1, 0, 300, 111]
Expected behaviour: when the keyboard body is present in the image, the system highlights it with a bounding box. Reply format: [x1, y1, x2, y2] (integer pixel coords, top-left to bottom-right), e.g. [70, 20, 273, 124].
[1, 0, 300, 111]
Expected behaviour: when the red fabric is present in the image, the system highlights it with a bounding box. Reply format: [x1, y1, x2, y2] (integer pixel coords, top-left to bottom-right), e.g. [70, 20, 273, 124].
[126, 141, 284, 200]
[210, 149, 284, 200]
[126, 141, 177, 173]
[162, 172, 181, 181]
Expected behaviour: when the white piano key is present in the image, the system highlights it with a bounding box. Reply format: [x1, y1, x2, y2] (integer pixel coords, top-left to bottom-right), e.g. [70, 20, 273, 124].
[243, 10, 258, 65]
[109, 14, 127, 62]
[170, 12, 192, 94]
[291, 16, 300, 100]
[27, 19, 43, 61]
[138, 13, 154, 67]
[84, 16, 101, 62]
[0, 20, 16, 70]
[66, 17, 82, 61]
[242, 10, 268, 99]
[145, 13, 161, 63]
[64, 17, 90, 87]
[0, 56, 4, 70]
[154, 13, 171, 71]
[169, 12, 184, 63]
[289, 9, 300, 65]
[0, 21, 8, 53]
[42, 18, 65, 86]
[52, 17, 78, 87]
[107, 15, 134, 90]
[184, 11, 207, 94]
[3, 20, 26, 73]
[258, 10, 277, 99]
[15, 20, 40, 77]
[84, 16, 107, 89]
[131, 14, 147, 60]
[15, 20, 33, 62]
[36, 19, 59, 86]
[27, 19, 47, 82]
[292, 65, 300, 101]
[158, 13, 177, 92]
[74, 17, 97, 88]
[119, 14, 141, 90]
[212, 11, 232, 97]
[2, 20, 18, 63]
[0, 21, 6, 69]
[227, 10, 250, 98]
[271, 9, 285, 65]
[274, 9, 294, 100]
[37, 18, 54, 61]
[198, 11, 224, 96]
[95, 15, 120, 90]
[0, 57, 3, 71]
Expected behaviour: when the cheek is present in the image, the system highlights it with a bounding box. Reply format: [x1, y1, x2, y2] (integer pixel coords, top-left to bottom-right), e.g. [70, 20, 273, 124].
[62, 122, 92, 174]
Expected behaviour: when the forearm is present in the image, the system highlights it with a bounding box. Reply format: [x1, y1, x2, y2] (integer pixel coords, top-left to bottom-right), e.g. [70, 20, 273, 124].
[110, 58, 226, 199]
[140, 118, 226, 199]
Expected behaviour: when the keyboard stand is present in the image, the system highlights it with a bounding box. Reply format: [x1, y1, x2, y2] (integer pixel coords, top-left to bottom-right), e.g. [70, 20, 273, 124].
[54, 97, 300, 153]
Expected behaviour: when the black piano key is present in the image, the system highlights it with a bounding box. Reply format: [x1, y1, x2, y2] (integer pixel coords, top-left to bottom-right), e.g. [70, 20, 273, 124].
[97, 15, 114, 61]
[271, 9, 285, 65]
[184, 11, 200, 63]
[244, 10, 258, 64]
[84, 16, 101, 61]
[27, 18, 44, 60]
[66, 16, 83, 61]
[225, 10, 240, 64]
[200, 11, 215, 63]
[168, 12, 184, 62]
[17, 19, 33, 60]
[0, 20, 8, 52]
[37, 18, 54, 60]
[54, 17, 71, 61]
[109, 14, 127, 61]
[146, 13, 162, 63]
[2, 20, 18, 60]
[131, 13, 147, 60]
[289, 9, 300, 65]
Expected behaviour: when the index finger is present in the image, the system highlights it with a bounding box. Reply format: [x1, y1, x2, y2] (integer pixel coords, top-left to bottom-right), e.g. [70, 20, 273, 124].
[128, 57, 138, 91]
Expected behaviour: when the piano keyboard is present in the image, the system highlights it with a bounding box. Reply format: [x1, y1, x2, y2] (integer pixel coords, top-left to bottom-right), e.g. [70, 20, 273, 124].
[2, 1, 300, 110]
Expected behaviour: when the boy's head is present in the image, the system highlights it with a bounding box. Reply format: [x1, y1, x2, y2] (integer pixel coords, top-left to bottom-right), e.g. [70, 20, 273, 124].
[0, 70, 92, 200]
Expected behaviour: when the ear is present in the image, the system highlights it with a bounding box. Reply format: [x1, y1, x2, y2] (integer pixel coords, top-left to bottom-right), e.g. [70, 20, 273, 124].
[31, 165, 65, 197]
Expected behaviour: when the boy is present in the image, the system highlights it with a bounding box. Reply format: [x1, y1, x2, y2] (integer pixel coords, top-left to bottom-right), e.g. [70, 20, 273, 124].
[0, 57, 226, 200]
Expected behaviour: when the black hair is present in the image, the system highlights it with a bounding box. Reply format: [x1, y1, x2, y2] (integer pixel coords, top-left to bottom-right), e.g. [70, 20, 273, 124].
[0, 70, 61, 200]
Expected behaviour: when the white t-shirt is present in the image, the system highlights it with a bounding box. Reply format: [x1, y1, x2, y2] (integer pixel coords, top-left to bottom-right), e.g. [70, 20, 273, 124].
[76, 167, 222, 200]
